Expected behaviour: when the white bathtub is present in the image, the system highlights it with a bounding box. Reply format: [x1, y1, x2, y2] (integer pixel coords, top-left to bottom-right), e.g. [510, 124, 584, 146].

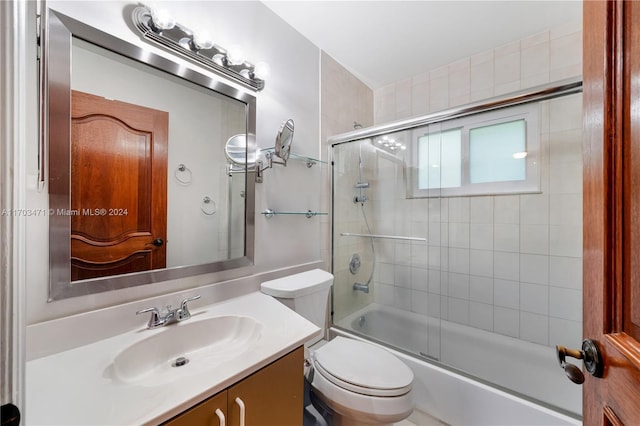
[335, 304, 582, 426]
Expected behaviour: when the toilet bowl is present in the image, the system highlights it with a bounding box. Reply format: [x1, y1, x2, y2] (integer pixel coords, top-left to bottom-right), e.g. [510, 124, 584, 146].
[261, 269, 414, 426]
[308, 336, 414, 426]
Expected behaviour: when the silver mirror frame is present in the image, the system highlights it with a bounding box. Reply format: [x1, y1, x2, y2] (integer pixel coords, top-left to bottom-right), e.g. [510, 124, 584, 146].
[43, 9, 256, 301]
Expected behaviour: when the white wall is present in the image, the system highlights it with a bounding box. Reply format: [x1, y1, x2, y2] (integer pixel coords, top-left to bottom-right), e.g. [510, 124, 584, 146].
[24, 1, 322, 324]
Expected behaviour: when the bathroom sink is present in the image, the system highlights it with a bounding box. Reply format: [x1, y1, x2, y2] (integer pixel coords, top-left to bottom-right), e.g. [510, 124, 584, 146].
[112, 315, 263, 385]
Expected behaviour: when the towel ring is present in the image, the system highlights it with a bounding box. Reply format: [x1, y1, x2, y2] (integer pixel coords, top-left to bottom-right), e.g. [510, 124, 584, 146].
[175, 164, 192, 185]
[201, 196, 216, 216]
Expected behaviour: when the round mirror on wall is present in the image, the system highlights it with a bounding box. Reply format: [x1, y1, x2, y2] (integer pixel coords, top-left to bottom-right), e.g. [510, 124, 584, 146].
[274, 118, 294, 163]
[225, 134, 257, 167]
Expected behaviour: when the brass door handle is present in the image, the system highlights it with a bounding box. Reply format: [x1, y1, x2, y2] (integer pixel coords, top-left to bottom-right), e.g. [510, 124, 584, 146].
[556, 339, 604, 384]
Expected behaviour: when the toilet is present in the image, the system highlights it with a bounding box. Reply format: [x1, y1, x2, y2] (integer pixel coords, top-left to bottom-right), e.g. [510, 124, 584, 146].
[261, 269, 414, 426]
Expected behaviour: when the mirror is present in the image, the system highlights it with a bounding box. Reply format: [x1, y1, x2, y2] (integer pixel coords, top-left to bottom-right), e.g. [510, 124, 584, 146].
[275, 119, 294, 164]
[255, 119, 295, 183]
[44, 9, 256, 301]
[225, 134, 257, 167]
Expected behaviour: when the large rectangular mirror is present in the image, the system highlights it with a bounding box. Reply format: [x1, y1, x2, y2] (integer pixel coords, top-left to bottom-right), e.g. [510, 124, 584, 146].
[44, 9, 256, 301]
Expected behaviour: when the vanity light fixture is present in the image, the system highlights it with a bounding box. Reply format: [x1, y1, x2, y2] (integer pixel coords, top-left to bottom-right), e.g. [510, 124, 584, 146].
[131, 5, 268, 91]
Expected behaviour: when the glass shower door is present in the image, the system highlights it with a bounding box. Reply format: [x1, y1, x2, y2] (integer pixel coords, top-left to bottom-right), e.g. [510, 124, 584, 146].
[331, 127, 444, 360]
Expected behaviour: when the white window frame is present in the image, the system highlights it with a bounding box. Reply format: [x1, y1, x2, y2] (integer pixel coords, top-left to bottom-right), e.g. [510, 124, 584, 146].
[408, 103, 541, 198]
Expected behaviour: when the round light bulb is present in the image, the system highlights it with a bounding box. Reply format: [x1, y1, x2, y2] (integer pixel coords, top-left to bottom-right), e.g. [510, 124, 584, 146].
[253, 61, 270, 80]
[212, 53, 225, 66]
[150, 9, 175, 31]
[193, 30, 213, 50]
[227, 45, 245, 65]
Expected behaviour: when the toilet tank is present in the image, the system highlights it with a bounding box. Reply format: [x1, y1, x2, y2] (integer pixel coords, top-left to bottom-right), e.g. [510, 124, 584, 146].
[261, 269, 333, 346]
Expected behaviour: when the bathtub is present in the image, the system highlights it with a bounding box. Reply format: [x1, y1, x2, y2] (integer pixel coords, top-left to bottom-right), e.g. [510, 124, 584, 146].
[334, 304, 581, 426]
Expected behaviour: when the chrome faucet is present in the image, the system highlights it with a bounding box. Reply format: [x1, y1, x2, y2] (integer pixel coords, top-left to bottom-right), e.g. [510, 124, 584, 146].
[353, 282, 370, 293]
[136, 295, 201, 329]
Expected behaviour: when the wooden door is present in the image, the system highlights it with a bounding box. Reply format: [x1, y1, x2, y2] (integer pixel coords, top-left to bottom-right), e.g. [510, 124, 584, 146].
[227, 347, 304, 426]
[583, 1, 640, 423]
[71, 90, 168, 280]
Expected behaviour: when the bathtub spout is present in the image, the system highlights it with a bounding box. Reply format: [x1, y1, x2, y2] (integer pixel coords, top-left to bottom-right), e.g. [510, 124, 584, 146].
[353, 282, 370, 293]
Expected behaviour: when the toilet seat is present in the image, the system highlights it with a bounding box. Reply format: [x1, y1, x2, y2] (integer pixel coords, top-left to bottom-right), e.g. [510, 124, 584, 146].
[312, 336, 413, 397]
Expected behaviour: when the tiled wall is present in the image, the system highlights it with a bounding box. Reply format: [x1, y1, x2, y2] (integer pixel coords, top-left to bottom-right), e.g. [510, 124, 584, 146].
[366, 21, 583, 348]
[374, 21, 582, 123]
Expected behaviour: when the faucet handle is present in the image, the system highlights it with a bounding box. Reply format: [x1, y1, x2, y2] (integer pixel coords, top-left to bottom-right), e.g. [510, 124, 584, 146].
[177, 295, 201, 320]
[136, 307, 162, 329]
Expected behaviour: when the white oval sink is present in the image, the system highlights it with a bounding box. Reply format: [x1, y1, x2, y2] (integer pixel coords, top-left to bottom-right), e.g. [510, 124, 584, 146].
[112, 315, 263, 385]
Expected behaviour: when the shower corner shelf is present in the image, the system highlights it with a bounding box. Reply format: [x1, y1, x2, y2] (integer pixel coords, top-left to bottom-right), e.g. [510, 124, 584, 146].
[261, 147, 327, 168]
[261, 209, 328, 219]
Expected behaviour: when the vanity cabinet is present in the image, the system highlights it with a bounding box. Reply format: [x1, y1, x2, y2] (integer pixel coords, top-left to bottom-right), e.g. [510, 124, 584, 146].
[164, 347, 304, 426]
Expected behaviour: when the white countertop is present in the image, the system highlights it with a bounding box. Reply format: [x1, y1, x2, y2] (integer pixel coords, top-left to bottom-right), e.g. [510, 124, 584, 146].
[26, 292, 320, 425]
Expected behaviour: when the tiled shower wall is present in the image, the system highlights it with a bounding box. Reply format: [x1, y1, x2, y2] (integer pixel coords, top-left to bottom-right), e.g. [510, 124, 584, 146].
[368, 21, 583, 348]
[374, 21, 582, 124]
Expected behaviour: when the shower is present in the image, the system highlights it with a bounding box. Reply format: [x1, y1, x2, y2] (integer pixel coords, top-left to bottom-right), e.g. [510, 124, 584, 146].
[352, 142, 375, 294]
[331, 80, 585, 420]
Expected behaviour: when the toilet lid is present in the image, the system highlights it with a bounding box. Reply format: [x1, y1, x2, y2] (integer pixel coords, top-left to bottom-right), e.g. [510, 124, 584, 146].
[312, 337, 413, 397]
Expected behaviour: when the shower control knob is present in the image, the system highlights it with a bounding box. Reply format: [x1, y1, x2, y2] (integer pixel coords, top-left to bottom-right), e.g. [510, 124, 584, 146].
[556, 339, 604, 385]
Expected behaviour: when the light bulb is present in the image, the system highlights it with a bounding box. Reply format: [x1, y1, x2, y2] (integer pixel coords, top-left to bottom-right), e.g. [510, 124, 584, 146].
[212, 54, 225, 66]
[253, 61, 270, 80]
[150, 8, 175, 31]
[178, 37, 191, 49]
[227, 45, 245, 65]
[193, 30, 213, 50]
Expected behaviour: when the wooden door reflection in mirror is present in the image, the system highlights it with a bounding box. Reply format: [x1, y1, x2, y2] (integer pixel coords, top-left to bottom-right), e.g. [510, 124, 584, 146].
[71, 90, 168, 280]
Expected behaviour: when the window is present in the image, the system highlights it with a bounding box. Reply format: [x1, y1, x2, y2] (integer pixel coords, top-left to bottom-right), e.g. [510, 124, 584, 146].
[410, 103, 540, 197]
[417, 129, 462, 189]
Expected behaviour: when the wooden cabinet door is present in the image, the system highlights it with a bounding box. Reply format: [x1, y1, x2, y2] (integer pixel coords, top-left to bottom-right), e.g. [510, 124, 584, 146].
[227, 347, 304, 426]
[583, 1, 640, 423]
[163, 391, 227, 426]
[70, 90, 168, 280]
